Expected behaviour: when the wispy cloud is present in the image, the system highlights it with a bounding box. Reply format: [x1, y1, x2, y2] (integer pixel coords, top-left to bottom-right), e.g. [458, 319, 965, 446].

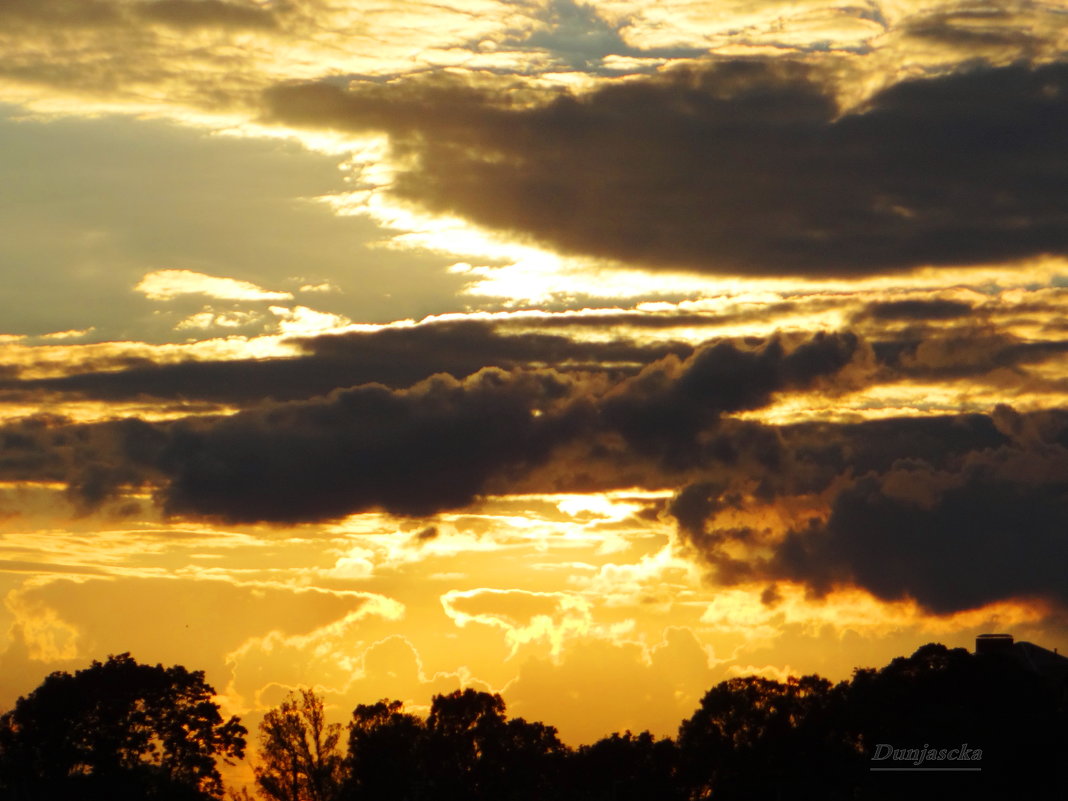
[136, 269, 293, 301]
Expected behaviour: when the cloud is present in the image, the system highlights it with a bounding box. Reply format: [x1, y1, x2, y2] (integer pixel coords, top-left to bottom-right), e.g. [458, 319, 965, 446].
[441, 588, 592, 656]
[0, 0, 275, 30]
[0, 330, 863, 522]
[769, 448, 1068, 614]
[137, 0, 277, 30]
[894, 1, 1064, 63]
[669, 407, 1068, 614]
[136, 269, 294, 302]
[39, 328, 96, 341]
[870, 327, 1068, 381]
[0, 574, 395, 704]
[0, 0, 122, 28]
[157, 368, 575, 522]
[859, 299, 974, 322]
[599, 331, 859, 466]
[0, 319, 691, 405]
[12, 283, 1068, 410]
[266, 58, 1068, 278]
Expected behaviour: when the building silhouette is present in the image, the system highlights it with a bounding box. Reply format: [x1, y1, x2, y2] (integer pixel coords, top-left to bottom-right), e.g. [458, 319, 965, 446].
[975, 633, 1068, 681]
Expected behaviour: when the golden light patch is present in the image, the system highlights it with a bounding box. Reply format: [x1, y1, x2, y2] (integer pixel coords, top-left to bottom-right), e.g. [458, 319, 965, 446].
[0, 336, 301, 381]
[136, 269, 294, 302]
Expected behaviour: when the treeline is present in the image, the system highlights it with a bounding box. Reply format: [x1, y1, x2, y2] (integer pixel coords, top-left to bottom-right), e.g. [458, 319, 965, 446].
[1, 644, 1066, 801]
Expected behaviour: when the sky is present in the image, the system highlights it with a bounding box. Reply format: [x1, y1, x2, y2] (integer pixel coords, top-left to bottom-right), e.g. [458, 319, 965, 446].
[2, 0, 1068, 784]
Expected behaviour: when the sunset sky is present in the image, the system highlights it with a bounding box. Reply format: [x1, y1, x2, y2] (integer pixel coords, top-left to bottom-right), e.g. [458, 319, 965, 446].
[2, 0, 1068, 783]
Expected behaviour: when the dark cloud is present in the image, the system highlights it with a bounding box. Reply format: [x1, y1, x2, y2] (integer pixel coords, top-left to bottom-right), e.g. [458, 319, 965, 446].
[0, 320, 691, 405]
[657, 413, 1010, 530]
[19, 308, 1068, 411]
[11, 321, 1068, 563]
[0, 415, 165, 513]
[4, 370, 573, 522]
[153, 332, 859, 521]
[869, 327, 1068, 379]
[670, 410, 1068, 614]
[772, 447, 1068, 613]
[601, 332, 859, 467]
[138, 0, 277, 29]
[860, 299, 973, 321]
[412, 525, 439, 543]
[0, 331, 863, 523]
[785, 413, 1009, 482]
[265, 59, 1068, 277]
[157, 368, 577, 522]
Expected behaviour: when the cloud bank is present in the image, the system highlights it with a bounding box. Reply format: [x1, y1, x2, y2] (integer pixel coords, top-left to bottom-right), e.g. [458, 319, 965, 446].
[267, 59, 1068, 278]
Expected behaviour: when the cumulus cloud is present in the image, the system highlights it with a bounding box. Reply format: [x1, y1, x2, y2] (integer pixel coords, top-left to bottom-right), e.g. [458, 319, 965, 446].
[770, 447, 1068, 613]
[599, 331, 860, 467]
[157, 368, 574, 522]
[670, 407, 1068, 614]
[153, 331, 853, 520]
[0, 319, 690, 404]
[0, 330, 863, 522]
[267, 59, 1068, 278]
[442, 588, 592, 656]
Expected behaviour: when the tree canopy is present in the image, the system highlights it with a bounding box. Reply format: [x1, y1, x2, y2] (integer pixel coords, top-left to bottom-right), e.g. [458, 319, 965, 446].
[255, 689, 343, 801]
[3, 642, 1066, 801]
[0, 653, 246, 801]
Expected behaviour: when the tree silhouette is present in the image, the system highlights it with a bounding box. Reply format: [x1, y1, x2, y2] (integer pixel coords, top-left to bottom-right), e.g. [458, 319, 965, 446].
[678, 674, 857, 801]
[673, 644, 1068, 801]
[8, 643, 1060, 801]
[569, 731, 683, 801]
[0, 653, 246, 801]
[342, 690, 568, 801]
[342, 699, 426, 801]
[255, 689, 343, 801]
[844, 643, 1068, 800]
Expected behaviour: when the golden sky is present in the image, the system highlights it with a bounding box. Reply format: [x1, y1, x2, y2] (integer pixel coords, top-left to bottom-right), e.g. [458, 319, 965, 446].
[2, 0, 1068, 787]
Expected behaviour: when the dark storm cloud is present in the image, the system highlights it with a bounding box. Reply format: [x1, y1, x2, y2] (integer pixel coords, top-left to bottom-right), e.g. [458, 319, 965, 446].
[152, 332, 860, 521]
[265, 58, 1068, 277]
[0, 331, 863, 522]
[0, 320, 691, 405]
[0, 415, 165, 511]
[601, 332, 859, 467]
[0, 370, 569, 522]
[19, 299, 1068, 407]
[869, 327, 1068, 379]
[670, 409, 1068, 614]
[665, 413, 1009, 526]
[150, 332, 861, 521]
[158, 369, 575, 522]
[771, 450, 1068, 613]
[859, 299, 973, 322]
